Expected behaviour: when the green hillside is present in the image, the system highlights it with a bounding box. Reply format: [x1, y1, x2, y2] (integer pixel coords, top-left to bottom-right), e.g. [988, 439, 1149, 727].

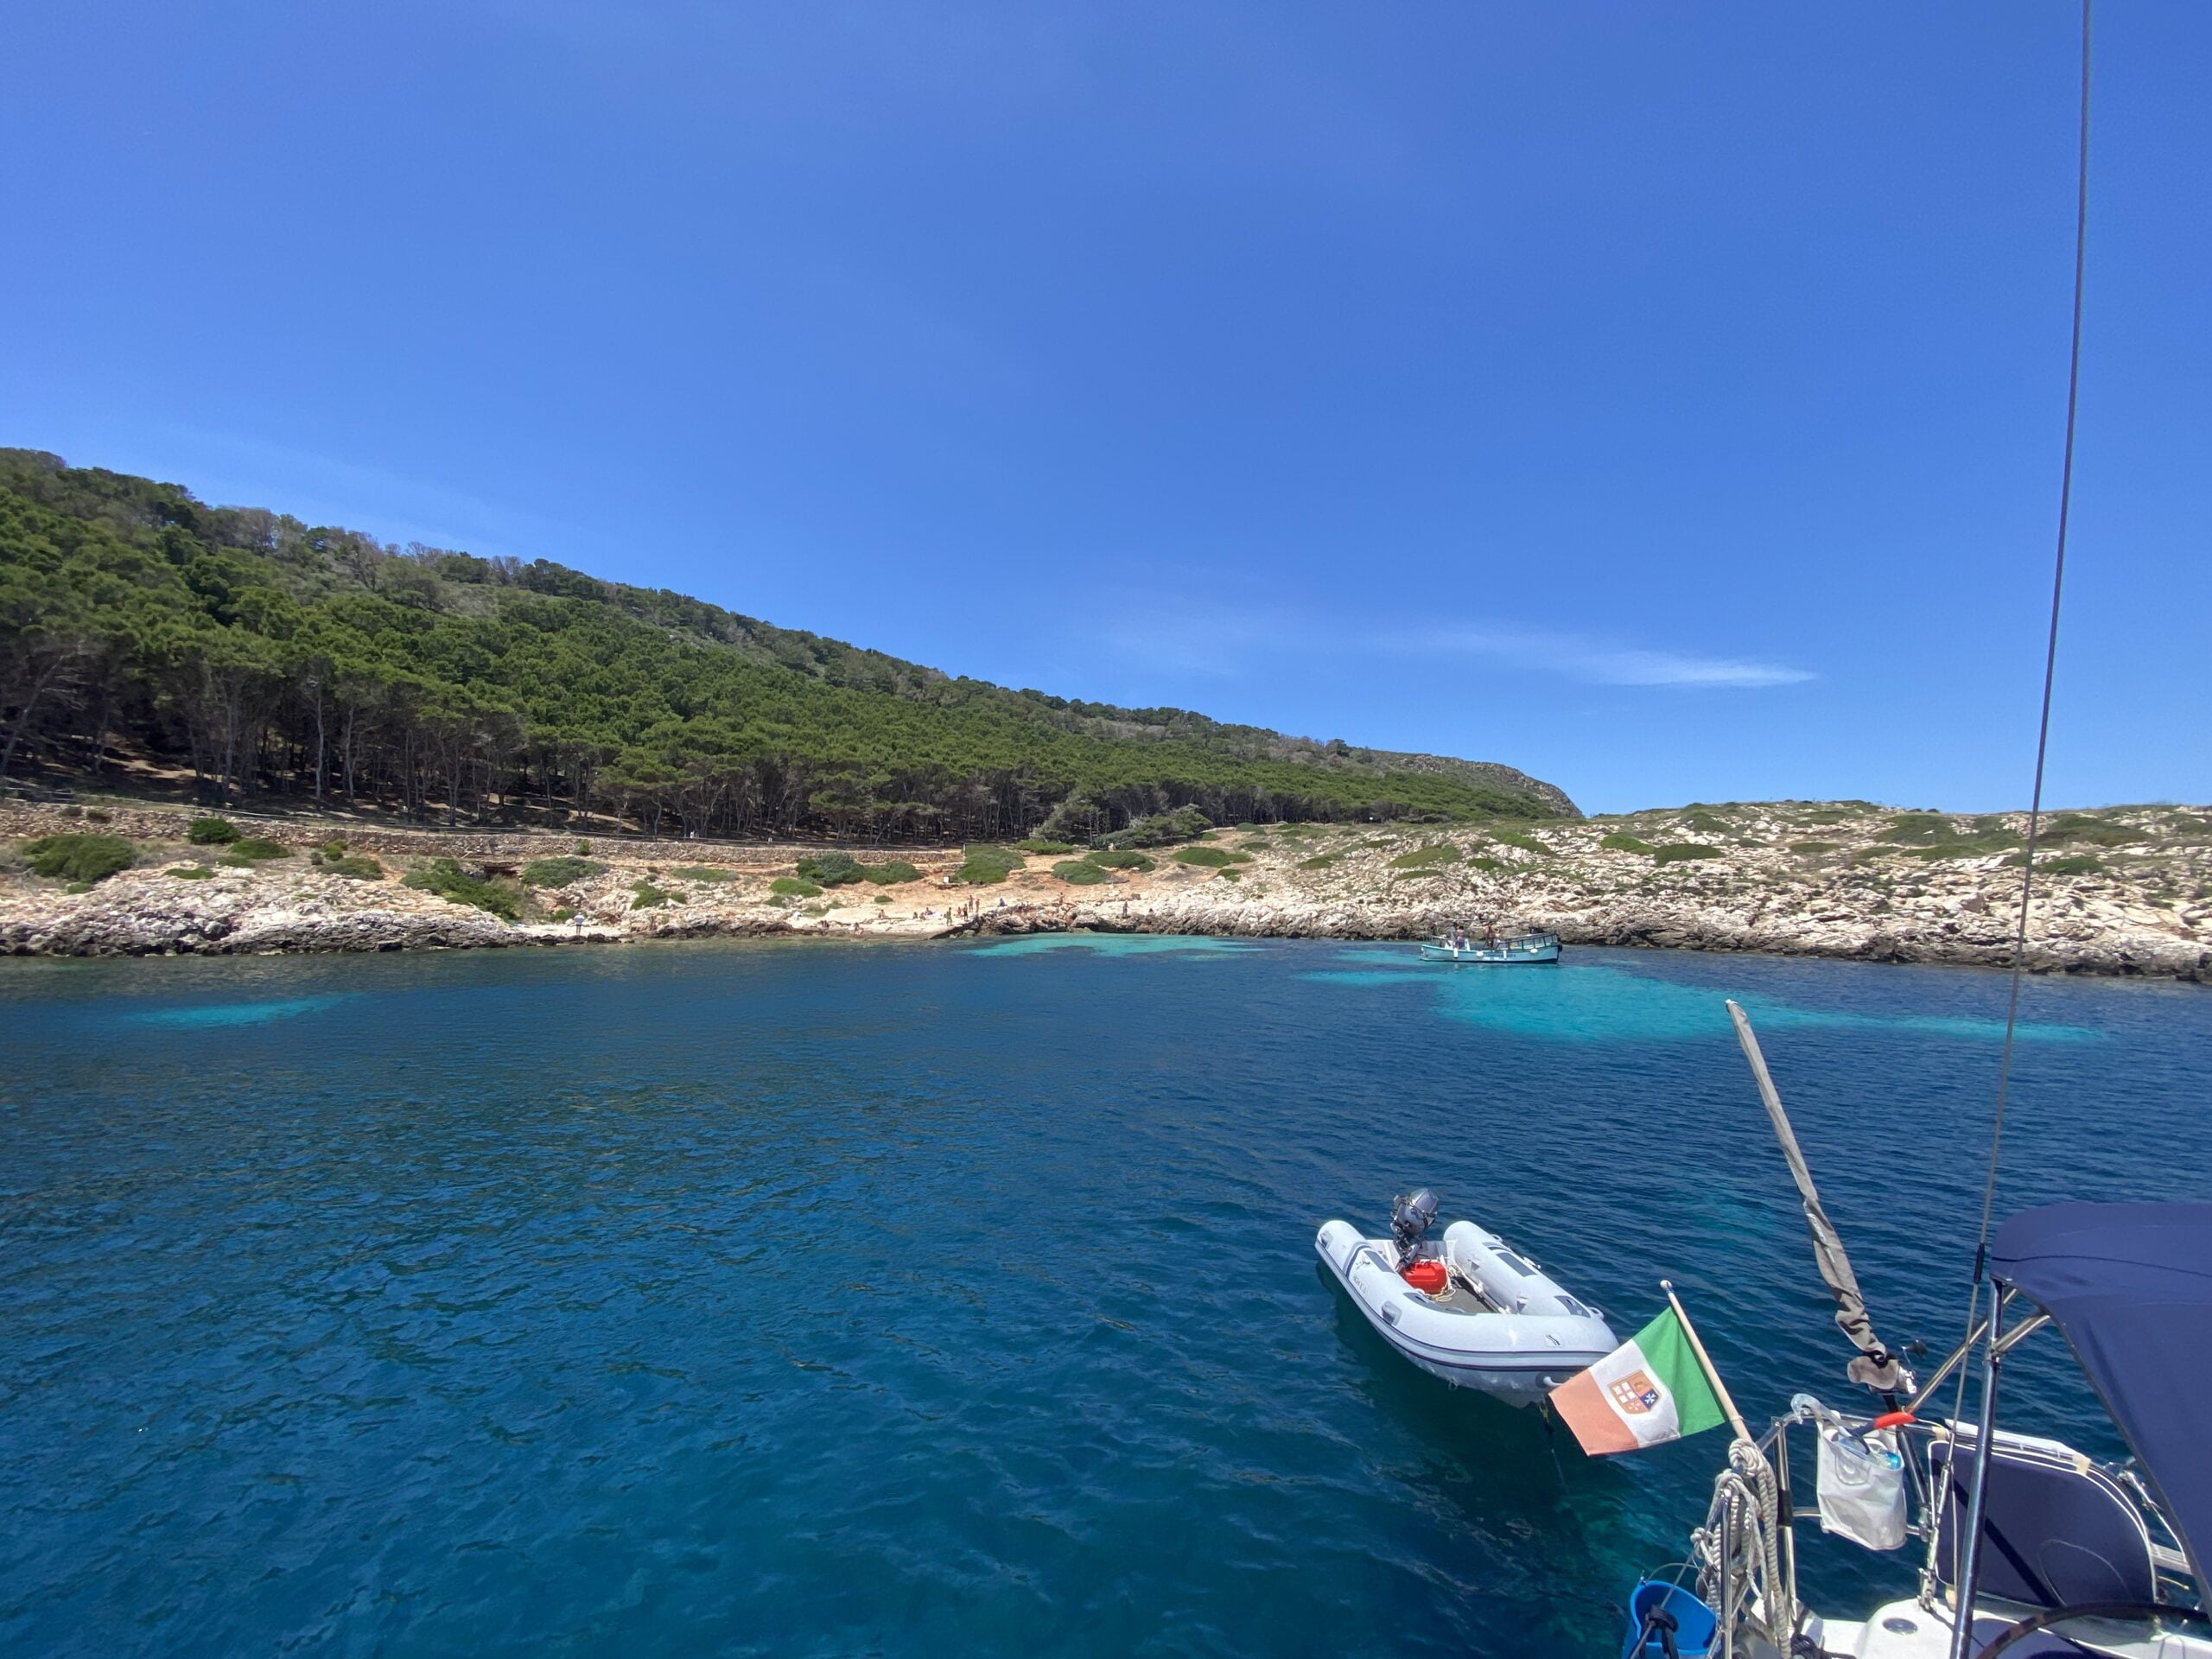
[0, 449, 1575, 841]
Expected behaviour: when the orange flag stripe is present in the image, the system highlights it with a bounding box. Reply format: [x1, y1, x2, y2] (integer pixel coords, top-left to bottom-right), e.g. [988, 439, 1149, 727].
[1550, 1367, 1642, 1456]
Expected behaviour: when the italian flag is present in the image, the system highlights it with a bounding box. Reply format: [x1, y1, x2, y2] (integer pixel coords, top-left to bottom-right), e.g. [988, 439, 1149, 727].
[1548, 1306, 1730, 1455]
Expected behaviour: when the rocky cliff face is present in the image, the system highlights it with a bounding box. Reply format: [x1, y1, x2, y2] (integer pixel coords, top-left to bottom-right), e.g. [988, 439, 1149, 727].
[2, 798, 2204, 979]
[944, 801, 2209, 977]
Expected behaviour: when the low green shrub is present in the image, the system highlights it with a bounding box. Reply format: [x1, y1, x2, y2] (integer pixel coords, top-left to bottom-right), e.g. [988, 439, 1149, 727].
[1389, 842, 1460, 869]
[319, 837, 347, 859]
[223, 837, 290, 861]
[1491, 830, 1549, 855]
[1086, 849, 1154, 872]
[1093, 808, 1212, 850]
[404, 858, 520, 919]
[1053, 859, 1109, 885]
[2013, 852, 2102, 875]
[574, 838, 593, 855]
[1600, 833, 1653, 854]
[522, 855, 606, 887]
[1652, 843, 1725, 865]
[187, 817, 239, 845]
[1296, 853, 1338, 870]
[1789, 841, 1840, 855]
[861, 860, 920, 885]
[1878, 813, 1955, 844]
[956, 845, 1024, 884]
[85, 808, 111, 823]
[672, 865, 736, 882]
[165, 865, 216, 880]
[2043, 815, 2149, 849]
[1015, 838, 1076, 855]
[797, 850, 865, 887]
[1173, 846, 1235, 867]
[771, 875, 822, 897]
[1684, 813, 1733, 837]
[321, 854, 385, 880]
[1216, 867, 1243, 881]
[23, 833, 135, 884]
[1879, 811, 2020, 859]
[1465, 855, 1503, 872]
[630, 880, 675, 909]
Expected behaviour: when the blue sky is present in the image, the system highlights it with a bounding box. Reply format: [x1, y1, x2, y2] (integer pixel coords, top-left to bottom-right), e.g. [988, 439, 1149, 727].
[4, 3, 2205, 815]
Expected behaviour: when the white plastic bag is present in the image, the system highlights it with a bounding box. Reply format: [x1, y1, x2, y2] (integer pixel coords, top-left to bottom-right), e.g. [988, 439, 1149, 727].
[1815, 1425, 1907, 1551]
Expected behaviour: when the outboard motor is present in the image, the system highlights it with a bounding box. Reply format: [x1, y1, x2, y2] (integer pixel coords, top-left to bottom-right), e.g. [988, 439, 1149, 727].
[1389, 1189, 1439, 1268]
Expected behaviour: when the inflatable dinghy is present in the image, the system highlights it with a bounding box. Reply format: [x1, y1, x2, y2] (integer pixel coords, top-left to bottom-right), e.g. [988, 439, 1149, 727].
[1316, 1191, 1618, 1402]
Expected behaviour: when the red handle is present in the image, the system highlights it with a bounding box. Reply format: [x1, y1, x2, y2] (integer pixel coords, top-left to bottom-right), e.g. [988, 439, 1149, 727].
[1872, 1410, 1916, 1431]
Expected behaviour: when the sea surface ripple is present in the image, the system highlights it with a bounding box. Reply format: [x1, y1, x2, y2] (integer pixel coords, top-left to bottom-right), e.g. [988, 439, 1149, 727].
[1, 939, 2204, 1656]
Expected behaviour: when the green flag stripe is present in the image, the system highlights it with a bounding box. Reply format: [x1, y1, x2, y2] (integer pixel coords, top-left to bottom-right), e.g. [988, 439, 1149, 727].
[1631, 1306, 1729, 1439]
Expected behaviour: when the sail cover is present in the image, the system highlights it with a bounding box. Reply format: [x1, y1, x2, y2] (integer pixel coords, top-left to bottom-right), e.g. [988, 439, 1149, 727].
[1991, 1202, 2212, 1587]
[1726, 1001, 1906, 1391]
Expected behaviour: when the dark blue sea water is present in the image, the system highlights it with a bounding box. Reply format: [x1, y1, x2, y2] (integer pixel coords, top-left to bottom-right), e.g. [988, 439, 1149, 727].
[2, 939, 2205, 1657]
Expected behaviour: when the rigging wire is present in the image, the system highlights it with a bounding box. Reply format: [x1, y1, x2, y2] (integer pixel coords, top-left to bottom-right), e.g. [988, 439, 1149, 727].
[1946, 0, 2096, 1478]
[1967, 0, 2093, 1297]
[1926, 10, 2091, 1622]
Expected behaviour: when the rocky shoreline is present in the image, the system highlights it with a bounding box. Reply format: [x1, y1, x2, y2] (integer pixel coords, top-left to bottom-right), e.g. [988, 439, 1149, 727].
[3, 798, 2206, 980]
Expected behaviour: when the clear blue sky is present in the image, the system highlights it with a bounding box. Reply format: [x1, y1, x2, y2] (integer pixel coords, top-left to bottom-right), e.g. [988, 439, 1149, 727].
[4, 3, 2205, 815]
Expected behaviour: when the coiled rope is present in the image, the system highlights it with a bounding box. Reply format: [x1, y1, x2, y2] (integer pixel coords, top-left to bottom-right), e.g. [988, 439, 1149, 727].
[1694, 1439, 1790, 1643]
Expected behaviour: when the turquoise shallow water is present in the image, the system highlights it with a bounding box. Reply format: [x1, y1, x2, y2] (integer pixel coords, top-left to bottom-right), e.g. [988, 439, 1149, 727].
[1, 939, 2205, 1656]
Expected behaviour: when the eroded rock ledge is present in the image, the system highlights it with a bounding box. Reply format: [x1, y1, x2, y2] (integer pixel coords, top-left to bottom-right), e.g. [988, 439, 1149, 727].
[2, 798, 2205, 979]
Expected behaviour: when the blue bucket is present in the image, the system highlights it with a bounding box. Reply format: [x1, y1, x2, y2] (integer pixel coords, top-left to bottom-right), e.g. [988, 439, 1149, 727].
[1621, 1579, 1718, 1659]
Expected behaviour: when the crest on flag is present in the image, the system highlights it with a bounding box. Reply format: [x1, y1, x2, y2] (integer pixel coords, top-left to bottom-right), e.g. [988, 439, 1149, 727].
[1550, 1301, 1732, 1457]
[1608, 1370, 1662, 1415]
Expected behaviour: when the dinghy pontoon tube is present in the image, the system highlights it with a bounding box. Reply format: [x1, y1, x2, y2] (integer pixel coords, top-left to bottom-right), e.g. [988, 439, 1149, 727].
[1317, 1192, 1618, 1402]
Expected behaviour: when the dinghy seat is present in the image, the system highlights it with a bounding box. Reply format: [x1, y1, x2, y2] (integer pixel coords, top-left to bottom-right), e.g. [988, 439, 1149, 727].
[1929, 1435, 2159, 1610]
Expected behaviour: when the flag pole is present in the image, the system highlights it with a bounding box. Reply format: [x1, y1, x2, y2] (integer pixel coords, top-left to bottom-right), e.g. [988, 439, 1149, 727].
[1661, 1279, 1753, 1446]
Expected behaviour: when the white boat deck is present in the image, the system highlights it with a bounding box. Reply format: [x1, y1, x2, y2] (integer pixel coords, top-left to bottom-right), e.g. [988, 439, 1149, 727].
[1809, 1596, 2212, 1659]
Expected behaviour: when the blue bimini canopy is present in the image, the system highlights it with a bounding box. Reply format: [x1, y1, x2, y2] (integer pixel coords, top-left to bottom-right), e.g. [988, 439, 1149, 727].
[1990, 1202, 2212, 1587]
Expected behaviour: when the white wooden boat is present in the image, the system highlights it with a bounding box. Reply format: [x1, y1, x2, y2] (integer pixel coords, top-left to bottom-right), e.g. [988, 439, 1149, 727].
[1418, 931, 1560, 964]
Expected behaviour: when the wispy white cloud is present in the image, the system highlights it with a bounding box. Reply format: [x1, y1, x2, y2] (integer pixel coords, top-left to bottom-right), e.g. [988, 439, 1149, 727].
[1098, 611, 1291, 677]
[1409, 627, 1815, 688]
[1098, 607, 1815, 690]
